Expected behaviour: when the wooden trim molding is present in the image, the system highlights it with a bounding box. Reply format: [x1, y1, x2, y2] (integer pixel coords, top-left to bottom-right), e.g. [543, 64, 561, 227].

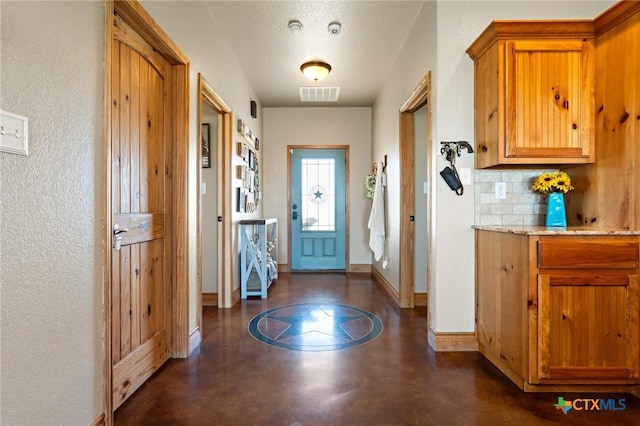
[220, 112, 234, 308]
[427, 328, 478, 352]
[400, 72, 431, 113]
[197, 74, 233, 317]
[398, 71, 432, 310]
[371, 265, 400, 306]
[278, 263, 291, 273]
[414, 293, 428, 307]
[103, 1, 114, 422]
[113, 0, 189, 65]
[349, 264, 371, 273]
[105, 0, 190, 419]
[90, 413, 106, 426]
[197, 74, 233, 309]
[594, 0, 640, 35]
[172, 61, 190, 359]
[399, 111, 415, 308]
[466, 21, 594, 60]
[202, 292, 218, 307]
[232, 286, 242, 306]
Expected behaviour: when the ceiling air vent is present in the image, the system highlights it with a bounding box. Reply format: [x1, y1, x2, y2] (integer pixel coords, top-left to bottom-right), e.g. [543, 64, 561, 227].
[299, 87, 340, 102]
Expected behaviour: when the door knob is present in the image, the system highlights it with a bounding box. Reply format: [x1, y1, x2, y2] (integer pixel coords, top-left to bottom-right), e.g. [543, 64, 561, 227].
[113, 224, 129, 251]
[113, 224, 129, 235]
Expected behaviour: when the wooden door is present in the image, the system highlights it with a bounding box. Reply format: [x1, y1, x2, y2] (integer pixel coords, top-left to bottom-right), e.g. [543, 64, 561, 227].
[111, 17, 172, 409]
[537, 271, 640, 381]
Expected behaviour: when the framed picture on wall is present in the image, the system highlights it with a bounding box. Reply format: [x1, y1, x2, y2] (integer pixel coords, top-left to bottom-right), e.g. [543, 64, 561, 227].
[237, 142, 249, 162]
[202, 123, 211, 168]
[248, 149, 255, 171]
[237, 187, 245, 213]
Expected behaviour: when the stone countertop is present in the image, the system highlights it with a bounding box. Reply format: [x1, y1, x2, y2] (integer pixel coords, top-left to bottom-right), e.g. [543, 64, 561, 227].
[472, 225, 640, 236]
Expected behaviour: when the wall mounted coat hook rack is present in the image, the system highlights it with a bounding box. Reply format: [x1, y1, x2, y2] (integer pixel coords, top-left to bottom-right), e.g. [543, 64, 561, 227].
[440, 140, 474, 158]
[439, 141, 473, 196]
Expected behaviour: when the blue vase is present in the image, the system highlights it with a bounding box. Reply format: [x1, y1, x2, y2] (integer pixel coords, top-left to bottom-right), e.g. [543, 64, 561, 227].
[546, 192, 567, 227]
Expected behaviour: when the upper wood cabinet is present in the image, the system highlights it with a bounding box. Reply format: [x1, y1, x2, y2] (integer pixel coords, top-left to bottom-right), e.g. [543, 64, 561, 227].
[467, 22, 595, 168]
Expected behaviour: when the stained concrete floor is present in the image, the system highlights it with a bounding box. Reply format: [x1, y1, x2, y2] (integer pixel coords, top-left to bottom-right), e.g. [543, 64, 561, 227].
[115, 272, 640, 425]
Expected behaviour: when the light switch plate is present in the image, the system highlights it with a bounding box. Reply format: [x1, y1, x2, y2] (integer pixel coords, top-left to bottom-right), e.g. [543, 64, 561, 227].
[495, 182, 507, 199]
[0, 110, 29, 156]
[459, 167, 472, 185]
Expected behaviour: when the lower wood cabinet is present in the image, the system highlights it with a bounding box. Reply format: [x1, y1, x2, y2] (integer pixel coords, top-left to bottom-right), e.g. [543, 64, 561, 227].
[476, 230, 640, 392]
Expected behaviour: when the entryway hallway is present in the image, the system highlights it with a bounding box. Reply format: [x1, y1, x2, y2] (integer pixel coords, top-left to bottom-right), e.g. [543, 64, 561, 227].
[114, 273, 640, 425]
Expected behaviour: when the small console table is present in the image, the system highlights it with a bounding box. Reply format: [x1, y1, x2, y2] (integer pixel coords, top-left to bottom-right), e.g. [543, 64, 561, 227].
[240, 218, 278, 298]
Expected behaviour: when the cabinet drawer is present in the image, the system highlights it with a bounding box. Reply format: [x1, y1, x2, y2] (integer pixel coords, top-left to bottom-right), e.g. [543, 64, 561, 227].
[537, 239, 639, 268]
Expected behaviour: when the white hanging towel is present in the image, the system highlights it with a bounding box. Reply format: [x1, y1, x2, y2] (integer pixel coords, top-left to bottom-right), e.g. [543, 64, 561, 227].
[367, 161, 385, 261]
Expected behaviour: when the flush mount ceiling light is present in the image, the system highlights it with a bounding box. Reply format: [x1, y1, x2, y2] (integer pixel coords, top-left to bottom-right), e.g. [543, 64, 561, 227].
[300, 61, 332, 82]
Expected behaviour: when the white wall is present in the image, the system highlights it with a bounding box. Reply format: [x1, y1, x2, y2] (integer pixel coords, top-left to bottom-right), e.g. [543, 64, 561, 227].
[141, 1, 262, 311]
[262, 108, 372, 267]
[0, 2, 104, 423]
[372, 1, 438, 291]
[201, 107, 218, 293]
[1, 1, 263, 421]
[373, 0, 616, 335]
[432, 0, 615, 333]
[413, 105, 428, 293]
[0, 2, 619, 422]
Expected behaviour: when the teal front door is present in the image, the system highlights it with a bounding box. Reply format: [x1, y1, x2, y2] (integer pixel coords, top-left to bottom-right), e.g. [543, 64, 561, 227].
[291, 148, 346, 270]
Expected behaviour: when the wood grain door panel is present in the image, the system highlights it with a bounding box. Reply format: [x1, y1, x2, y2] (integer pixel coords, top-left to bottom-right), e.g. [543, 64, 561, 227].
[111, 28, 171, 409]
[538, 272, 639, 380]
[505, 40, 593, 159]
[537, 238, 639, 269]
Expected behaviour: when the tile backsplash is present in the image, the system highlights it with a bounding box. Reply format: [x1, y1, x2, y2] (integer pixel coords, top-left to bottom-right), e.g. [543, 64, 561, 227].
[474, 169, 558, 226]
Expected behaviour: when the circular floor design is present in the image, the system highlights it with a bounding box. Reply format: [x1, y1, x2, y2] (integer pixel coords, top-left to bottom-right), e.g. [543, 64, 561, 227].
[247, 303, 383, 351]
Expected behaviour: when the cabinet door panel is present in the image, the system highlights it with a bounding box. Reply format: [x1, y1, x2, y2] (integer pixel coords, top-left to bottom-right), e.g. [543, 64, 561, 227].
[538, 272, 639, 380]
[538, 238, 639, 269]
[505, 40, 593, 159]
[473, 46, 501, 169]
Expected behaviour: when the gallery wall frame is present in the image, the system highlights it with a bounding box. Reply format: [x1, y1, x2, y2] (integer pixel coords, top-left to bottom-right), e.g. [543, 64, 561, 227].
[202, 123, 211, 168]
[237, 141, 249, 162]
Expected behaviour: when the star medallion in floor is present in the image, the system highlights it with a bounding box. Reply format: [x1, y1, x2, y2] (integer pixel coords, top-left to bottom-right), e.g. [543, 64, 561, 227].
[248, 303, 383, 351]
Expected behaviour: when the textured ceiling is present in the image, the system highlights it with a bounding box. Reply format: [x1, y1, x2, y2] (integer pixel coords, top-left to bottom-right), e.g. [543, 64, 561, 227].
[205, 1, 425, 107]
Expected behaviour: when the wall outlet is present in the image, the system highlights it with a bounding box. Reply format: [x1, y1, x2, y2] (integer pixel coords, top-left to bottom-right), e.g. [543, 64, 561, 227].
[495, 182, 507, 199]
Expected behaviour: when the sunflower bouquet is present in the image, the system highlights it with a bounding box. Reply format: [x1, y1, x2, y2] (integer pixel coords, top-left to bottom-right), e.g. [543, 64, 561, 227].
[531, 171, 574, 195]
